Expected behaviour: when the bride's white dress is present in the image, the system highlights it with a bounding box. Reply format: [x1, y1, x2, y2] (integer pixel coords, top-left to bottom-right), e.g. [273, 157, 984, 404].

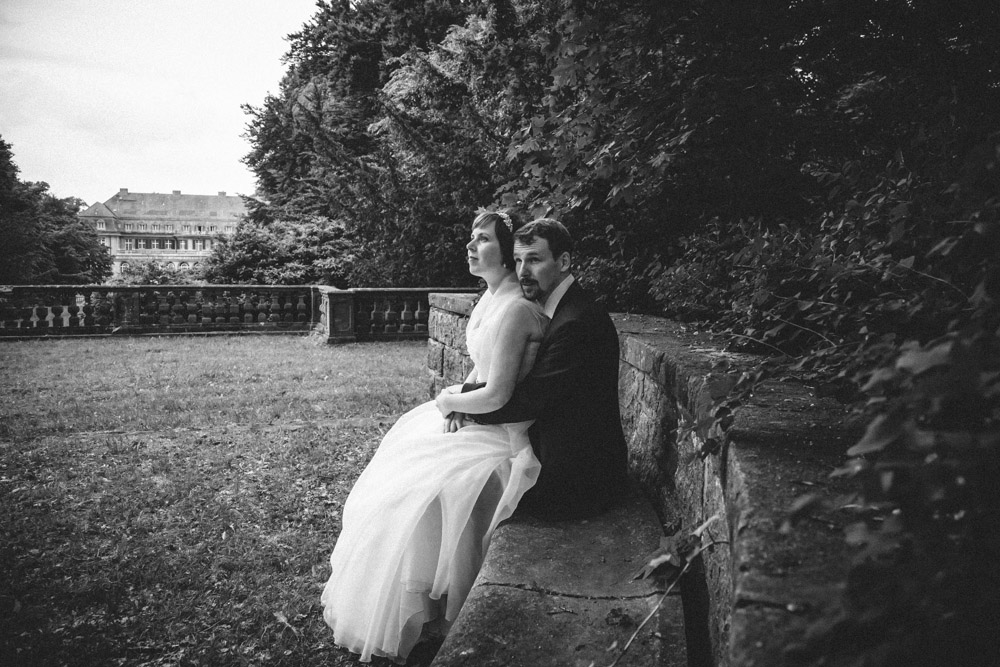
[321, 281, 544, 662]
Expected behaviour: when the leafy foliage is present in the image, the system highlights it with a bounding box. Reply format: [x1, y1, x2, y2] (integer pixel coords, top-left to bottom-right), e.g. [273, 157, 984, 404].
[0, 137, 112, 285]
[107, 259, 201, 286]
[202, 201, 355, 286]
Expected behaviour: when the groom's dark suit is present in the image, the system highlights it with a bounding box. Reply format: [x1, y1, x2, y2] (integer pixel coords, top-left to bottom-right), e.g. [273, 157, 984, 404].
[467, 280, 628, 519]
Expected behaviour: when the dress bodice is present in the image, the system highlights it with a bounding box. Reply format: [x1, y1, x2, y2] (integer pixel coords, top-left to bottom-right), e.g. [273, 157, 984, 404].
[465, 278, 546, 383]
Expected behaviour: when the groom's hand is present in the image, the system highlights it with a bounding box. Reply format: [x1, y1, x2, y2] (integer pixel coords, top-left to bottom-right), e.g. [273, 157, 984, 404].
[444, 412, 467, 433]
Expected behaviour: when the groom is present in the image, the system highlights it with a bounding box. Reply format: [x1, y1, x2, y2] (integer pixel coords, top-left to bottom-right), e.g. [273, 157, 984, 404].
[463, 218, 628, 519]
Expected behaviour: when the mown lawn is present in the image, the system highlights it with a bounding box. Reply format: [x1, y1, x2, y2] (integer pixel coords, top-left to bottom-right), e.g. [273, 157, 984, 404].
[0, 336, 439, 667]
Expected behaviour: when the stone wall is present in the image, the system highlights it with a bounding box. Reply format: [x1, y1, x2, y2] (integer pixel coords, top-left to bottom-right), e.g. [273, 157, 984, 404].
[426, 292, 480, 396]
[428, 294, 860, 667]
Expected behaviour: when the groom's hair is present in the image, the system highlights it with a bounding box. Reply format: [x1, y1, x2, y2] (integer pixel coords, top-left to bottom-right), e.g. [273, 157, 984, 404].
[514, 218, 573, 259]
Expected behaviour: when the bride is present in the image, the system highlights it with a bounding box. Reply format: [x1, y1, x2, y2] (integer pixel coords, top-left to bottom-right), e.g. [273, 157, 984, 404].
[321, 209, 547, 663]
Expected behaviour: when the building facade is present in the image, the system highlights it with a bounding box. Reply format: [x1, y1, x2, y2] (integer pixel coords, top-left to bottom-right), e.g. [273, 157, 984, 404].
[79, 188, 245, 276]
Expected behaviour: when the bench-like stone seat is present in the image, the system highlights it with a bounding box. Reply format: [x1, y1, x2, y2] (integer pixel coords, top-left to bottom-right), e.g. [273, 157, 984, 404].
[432, 490, 687, 667]
[429, 297, 862, 666]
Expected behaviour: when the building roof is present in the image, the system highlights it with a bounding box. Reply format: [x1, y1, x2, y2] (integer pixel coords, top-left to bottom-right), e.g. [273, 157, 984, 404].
[79, 201, 117, 219]
[101, 188, 246, 220]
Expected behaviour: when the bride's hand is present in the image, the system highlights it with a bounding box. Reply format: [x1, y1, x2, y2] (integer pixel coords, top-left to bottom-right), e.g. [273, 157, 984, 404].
[435, 385, 459, 417]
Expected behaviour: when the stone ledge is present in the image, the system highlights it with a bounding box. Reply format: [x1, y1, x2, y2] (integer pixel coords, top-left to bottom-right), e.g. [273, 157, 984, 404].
[427, 302, 862, 666]
[432, 491, 687, 667]
[429, 292, 479, 317]
[614, 315, 861, 667]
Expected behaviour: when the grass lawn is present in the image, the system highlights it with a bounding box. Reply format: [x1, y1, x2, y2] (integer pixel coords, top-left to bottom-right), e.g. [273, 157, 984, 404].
[0, 336, 440, 667]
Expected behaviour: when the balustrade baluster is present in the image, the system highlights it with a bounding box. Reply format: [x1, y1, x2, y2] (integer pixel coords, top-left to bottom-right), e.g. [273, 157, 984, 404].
[0, 302, 16, 330]
[50, 300, 65, 328]
[227, 292, 241, 324]
[217, 292, 231, 324]
[267, 293, 281, 324]
[170, 291, 185, 325]
[81, 293, 95, 327]
[135, 292, 153, 326]
[399, 299, 414, 333]
[20, 301, 34, 329]
[181, 294, 196, 324]
[256, 291, 268, 324]
[384, 298, 399, 334]
[67, 294, 81, 328]
[368, 299, 384, 334]
[94, 293, 112, 327]
[241, 292, 254, 324]
[201, 293, 214, 325]
[415, 299, 429, 332]
[296, 294, 308, 322]
[155, 293, 170, 325]
[34, 305, 50, 329]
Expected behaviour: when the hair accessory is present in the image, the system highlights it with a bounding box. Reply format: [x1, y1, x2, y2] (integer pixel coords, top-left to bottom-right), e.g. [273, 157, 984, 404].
[498, 211, 513, 232]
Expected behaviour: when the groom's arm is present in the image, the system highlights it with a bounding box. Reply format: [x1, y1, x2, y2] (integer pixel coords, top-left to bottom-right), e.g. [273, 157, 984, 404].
[469, 318, 588, 425]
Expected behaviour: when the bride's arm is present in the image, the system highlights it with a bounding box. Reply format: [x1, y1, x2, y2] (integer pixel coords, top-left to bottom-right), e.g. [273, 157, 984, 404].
[436, 301, 537, 416]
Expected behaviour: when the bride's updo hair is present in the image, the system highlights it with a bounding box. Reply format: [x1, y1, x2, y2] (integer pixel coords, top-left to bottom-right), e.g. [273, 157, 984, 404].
[472, 208, 521, 270]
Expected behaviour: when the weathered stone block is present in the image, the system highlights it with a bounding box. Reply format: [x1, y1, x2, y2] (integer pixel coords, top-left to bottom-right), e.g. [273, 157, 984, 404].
[442, 349, 471, 386]
[429, 292, 477, 316]
[426, 338, 444, 376]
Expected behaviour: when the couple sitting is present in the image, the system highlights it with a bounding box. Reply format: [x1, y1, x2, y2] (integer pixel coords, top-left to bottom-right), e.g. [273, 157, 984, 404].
[321, 211, 628, 662]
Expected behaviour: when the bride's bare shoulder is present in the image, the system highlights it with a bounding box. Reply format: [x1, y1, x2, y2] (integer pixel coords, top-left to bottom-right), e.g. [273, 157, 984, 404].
[505, 297, 547, 335]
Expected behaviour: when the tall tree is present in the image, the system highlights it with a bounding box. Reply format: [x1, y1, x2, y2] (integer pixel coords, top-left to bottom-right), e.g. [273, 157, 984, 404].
[0, 137, 111, 284]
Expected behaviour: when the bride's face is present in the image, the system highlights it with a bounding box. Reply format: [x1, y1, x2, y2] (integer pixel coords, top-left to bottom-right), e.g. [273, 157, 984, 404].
[466, 220, 504, 277]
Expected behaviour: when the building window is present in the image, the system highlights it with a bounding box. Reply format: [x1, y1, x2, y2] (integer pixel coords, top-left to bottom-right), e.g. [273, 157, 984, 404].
[123, 238, 134, 250]
[137, 239, 147, 249]
[166, 239, 176, 250]
[120, 262, 130, 272]
[195, 225, 204, 233]
[210, 225, 217, 232]
[97, 221, 106, 230]
[182, 225, 190, 232]
[124, 223, 133, 231]
[225, 226, 234, 233]
[179, 262, 190, 269]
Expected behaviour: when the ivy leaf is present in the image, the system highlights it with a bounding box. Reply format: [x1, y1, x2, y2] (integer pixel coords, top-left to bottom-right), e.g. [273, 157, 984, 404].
[632, 532, 699, 582]
[895, 341, 953, 375]
[847, 411, 908, 456]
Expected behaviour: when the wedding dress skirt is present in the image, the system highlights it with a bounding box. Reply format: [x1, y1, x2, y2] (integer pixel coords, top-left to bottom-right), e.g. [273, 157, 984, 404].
[320, 400, 540, 663]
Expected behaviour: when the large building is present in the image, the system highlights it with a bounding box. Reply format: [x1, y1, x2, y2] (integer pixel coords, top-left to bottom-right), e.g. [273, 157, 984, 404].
[79, 188, 246, 276]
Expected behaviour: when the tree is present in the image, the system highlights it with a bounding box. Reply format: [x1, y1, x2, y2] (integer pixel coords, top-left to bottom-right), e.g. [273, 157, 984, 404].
[241, 0, 510, 288]
[106, 260, 200, 286]
[201, 199, 355, 286]
[0, 136, 112, 284]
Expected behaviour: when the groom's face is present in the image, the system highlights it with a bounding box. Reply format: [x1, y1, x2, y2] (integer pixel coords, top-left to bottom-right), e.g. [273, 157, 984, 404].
[514, 237, 569, 303]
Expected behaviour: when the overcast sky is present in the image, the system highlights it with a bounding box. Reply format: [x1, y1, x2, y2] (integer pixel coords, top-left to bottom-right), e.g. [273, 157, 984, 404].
[0, 0, 320, 205]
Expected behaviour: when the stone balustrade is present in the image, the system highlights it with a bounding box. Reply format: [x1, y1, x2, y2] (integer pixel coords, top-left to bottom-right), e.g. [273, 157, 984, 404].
[316, 287, 479, 344]
[0, 285, 479, 341]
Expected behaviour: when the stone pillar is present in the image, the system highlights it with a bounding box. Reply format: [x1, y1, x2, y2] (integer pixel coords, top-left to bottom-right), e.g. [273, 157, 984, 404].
[321, 288, 356, 343]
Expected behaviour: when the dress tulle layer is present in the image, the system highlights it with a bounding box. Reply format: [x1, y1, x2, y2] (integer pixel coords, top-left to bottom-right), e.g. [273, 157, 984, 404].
[320, 401, 539, 662]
